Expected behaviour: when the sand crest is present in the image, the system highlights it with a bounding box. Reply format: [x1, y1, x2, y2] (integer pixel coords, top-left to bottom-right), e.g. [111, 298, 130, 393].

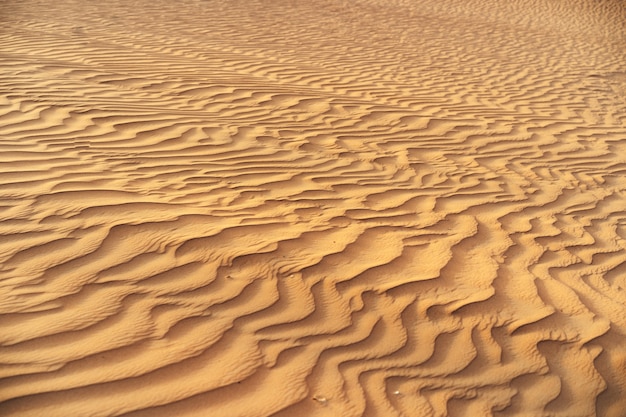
[1, 0, 626, 416]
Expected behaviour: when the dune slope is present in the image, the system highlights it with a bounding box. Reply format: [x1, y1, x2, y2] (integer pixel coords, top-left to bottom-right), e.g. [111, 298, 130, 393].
[1, 0, 626, 416]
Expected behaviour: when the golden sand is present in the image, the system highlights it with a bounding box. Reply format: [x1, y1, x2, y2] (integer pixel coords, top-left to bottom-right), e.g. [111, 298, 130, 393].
[1, 0, 626, 416]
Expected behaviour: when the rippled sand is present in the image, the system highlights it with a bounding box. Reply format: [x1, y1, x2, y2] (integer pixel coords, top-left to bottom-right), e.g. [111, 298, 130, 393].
[1, 0, 626, 416]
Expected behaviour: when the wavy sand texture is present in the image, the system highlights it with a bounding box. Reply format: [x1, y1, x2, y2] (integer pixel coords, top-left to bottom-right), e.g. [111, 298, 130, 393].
[1, 0, 626, 416]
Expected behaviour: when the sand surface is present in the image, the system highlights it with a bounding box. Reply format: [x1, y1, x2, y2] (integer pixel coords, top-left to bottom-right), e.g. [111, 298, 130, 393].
[1, 0, 626, 416]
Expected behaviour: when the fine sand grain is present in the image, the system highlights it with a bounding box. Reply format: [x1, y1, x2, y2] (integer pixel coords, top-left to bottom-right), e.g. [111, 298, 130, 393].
[1, 0, 626, 416]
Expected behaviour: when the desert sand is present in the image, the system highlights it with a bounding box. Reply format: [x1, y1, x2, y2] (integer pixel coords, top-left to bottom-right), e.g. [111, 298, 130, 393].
[1, 0, 626, 416]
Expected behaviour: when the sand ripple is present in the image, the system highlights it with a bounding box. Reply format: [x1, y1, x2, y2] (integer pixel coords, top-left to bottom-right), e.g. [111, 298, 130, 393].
[1, 0, 626, 416]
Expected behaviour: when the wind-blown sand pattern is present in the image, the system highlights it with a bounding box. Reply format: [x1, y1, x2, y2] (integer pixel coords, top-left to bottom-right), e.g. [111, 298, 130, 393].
[1, 0, 626, 415]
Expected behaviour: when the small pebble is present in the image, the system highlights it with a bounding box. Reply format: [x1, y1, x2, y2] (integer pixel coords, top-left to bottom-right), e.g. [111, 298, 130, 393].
[313, 395, 327, 405]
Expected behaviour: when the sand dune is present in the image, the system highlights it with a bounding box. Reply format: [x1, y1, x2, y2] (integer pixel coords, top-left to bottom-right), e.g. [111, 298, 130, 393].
[1, 0, 626, 416]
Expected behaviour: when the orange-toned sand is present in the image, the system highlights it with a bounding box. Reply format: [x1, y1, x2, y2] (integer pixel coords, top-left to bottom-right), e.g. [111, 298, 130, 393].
[1, 0, 626, 416]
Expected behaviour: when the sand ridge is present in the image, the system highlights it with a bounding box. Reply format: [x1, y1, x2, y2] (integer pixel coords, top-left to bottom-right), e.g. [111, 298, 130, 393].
[1, 0, 626, 416]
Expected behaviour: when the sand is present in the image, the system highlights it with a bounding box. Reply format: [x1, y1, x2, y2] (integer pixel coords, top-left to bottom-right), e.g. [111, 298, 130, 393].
[1, 0, 626, 416]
